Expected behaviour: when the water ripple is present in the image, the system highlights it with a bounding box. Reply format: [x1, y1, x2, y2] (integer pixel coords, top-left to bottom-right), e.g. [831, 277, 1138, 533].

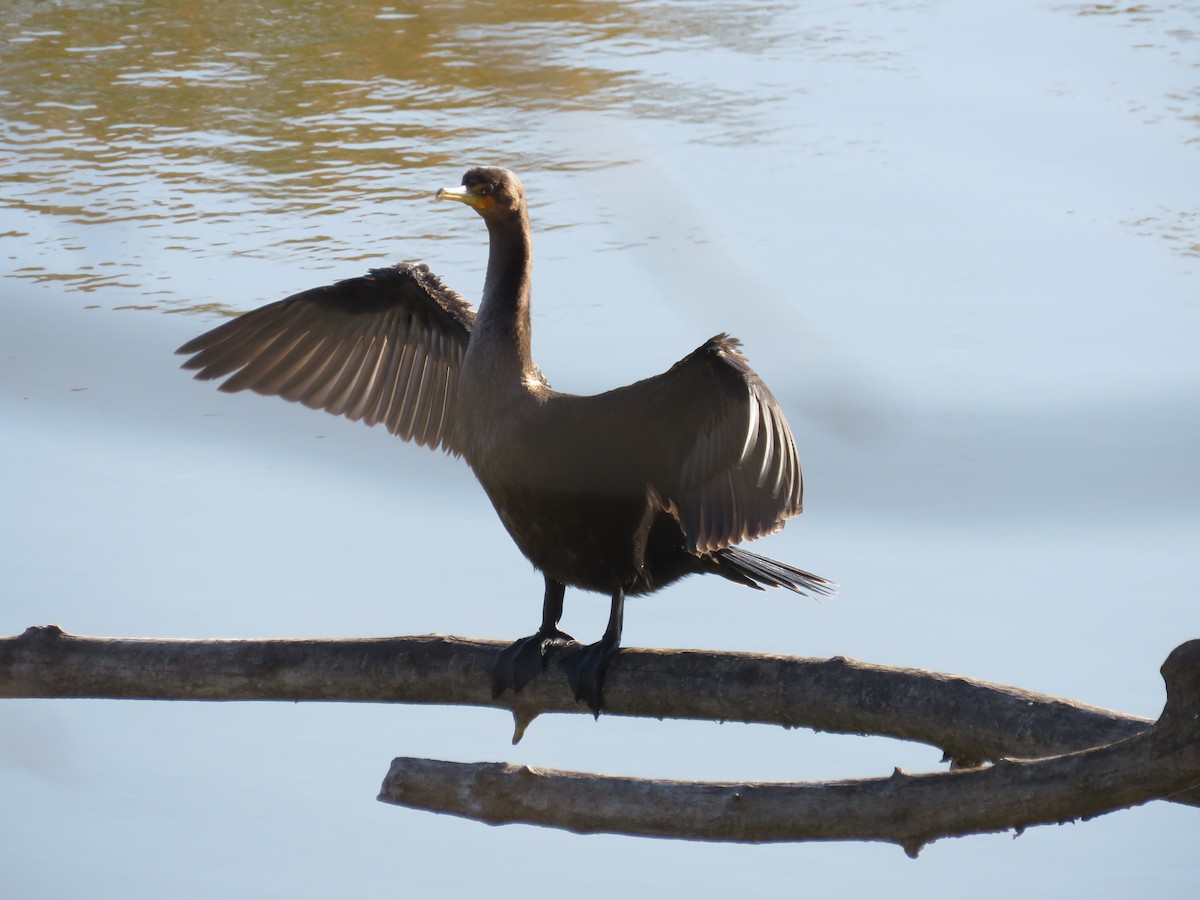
[1, 0, 815, 305]
[2, 0, 1194, 307]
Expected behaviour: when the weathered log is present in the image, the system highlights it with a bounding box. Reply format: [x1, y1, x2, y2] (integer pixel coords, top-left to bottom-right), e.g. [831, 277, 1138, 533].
[375, 639, 1200, 851]
[6, 624, 1199, 840]
[0, 624, 1160, 761]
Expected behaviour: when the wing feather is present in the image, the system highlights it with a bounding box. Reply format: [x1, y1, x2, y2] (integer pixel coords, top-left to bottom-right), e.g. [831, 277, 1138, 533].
[578, 334, 806, 554]
[177, 263, 475, 455]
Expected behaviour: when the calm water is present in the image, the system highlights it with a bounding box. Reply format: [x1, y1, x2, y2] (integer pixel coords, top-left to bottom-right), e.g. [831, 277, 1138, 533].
[3, 2, 1198, 897]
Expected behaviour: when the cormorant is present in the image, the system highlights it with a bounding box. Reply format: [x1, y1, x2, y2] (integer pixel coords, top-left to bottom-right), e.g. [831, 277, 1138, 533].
[177, 166, 835, 715]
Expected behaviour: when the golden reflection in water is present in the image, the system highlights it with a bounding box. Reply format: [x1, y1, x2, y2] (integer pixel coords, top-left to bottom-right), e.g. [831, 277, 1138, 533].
[1, 0, 787, 300]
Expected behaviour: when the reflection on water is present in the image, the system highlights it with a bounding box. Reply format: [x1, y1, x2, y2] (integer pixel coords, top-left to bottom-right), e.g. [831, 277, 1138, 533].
[3, 5, 1199, 899]
[0, 0, 802, 300]
[2, 1, 1195, 302]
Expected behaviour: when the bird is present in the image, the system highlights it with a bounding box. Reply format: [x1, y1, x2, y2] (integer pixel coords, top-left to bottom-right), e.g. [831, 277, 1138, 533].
[176, 166, 835, 715]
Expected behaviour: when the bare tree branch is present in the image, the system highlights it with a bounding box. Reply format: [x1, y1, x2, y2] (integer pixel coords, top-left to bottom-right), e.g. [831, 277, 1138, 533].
[378, 673, 1200, 855]
[6, 625, 1200, 847]
[0, 624, 1167, 761]
[382, 641, 1200, 853]
[378, 642, 1200, 851]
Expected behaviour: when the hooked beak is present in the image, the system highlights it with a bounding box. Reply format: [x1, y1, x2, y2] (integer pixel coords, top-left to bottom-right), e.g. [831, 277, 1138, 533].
[436, 184, 492, 211]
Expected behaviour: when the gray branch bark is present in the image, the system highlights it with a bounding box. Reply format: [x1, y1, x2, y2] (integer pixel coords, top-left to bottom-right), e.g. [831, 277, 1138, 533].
[4, 625, 1198, 849]
[0, 625, 1161, 759]
[382, 641, 1200, 853]
[379, 671, 1200, 855]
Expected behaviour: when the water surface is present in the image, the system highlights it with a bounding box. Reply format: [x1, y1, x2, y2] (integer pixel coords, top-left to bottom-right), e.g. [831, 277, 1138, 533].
[2, 2, 1198, 897]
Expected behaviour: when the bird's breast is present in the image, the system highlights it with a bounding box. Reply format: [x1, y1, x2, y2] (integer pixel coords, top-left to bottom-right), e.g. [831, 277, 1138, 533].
[484, 479, 655, 593]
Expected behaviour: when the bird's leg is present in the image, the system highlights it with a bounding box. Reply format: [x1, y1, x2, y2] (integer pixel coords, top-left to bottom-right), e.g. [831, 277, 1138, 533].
[491, 577, 576, 698]
[561, 587, 624, 718]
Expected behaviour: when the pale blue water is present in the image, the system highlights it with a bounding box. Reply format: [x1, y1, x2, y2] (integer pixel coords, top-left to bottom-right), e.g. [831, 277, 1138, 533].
[2, 2, 1198, 897]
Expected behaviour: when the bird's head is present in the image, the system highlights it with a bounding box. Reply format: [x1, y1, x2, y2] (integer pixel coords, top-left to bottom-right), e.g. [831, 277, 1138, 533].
[437, 167, 526, 219]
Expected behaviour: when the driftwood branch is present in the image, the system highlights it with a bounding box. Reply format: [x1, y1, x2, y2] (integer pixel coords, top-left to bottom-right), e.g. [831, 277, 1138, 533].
[381, 640, 1200, 851]
[5, 626, 1199, 848]
[0, 625, 1163, 759]
[381, 641, 1200, 853]
[378, 661, 1200, 854]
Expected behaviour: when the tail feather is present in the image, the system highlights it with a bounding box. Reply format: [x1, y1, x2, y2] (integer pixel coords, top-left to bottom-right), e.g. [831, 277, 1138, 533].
[713, 546, 837, 599]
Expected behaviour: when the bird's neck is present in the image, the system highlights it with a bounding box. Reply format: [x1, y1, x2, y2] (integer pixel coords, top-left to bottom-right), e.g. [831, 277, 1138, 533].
[474, 211, 535, 376]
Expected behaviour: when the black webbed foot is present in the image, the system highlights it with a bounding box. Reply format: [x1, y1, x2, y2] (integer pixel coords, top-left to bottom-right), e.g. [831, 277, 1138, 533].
[491, 626, 576, 699]
[492, 577, 574, 699]
[560, 587, 625, 718]
[560, 637, 620, 718]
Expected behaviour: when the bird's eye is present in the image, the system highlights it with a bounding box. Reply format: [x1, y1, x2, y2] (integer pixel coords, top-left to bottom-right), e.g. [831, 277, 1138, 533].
[476, 183, 493, 196]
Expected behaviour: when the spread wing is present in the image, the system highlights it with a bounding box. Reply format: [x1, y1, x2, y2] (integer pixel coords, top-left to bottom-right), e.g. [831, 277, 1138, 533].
[563, 334, 805, 554]
[177, 263, 475, 455]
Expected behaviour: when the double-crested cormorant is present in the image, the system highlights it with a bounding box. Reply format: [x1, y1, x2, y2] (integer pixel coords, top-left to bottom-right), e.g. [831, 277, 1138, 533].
[177, 167, 835, 714]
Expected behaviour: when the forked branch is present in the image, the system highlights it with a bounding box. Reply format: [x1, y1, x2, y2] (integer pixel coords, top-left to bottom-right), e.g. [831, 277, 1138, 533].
[4, 625, 1198, 849]
[378, 640, 1200, 853]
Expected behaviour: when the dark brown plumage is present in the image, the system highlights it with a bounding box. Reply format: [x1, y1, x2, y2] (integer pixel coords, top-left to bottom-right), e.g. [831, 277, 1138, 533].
[178, 166, 834, 714]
